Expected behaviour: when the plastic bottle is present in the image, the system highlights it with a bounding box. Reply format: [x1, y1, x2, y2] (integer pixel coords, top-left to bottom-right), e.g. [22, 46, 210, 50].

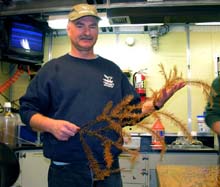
[151, 119, 165, 149]
[0, 102, 17, 147]
[197, 115, 205, 133]
[197, 114, 210, 133]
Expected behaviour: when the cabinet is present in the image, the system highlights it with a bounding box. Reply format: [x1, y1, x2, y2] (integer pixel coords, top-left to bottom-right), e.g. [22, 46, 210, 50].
[12, 149, 219, 187]
[12, 150, 50, 187]
[147, 152, 219, 187]
[148, 152, 219, 168]
[119, 153, 148, 187]
[119, 151, 219, 187]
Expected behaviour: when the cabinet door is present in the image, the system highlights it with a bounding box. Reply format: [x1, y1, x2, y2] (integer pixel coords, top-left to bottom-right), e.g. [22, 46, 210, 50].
[123, 184, 147, 187]
[11, 175, 21, 187]
[16, 150, 50, 187]
[119, 153, 147, 185]
[149, 169, 158, 187]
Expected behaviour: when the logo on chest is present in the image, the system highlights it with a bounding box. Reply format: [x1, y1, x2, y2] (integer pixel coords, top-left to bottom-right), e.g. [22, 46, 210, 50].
[103, 74, 114, 88]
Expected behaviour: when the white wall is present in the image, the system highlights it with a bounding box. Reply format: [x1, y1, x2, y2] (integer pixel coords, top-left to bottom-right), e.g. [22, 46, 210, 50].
[4, 24, 220, 136]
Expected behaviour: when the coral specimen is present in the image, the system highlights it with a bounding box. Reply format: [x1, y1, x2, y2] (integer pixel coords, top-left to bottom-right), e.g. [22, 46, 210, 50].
[185, 79, 216, 108]
[79, 95, 144, 179]
[78, 64, 214, 180]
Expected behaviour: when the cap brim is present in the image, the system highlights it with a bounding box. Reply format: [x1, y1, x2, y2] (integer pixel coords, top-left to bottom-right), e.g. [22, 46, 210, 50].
[69, 14, 101, 21]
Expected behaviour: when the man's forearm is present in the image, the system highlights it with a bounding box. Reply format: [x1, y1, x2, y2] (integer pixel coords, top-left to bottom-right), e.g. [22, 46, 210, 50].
[30, 113, 55, 133]
[212, 121, 220, 135]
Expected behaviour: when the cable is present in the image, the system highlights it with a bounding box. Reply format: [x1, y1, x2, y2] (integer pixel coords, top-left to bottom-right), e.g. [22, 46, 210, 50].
[0, 67, 24, 94]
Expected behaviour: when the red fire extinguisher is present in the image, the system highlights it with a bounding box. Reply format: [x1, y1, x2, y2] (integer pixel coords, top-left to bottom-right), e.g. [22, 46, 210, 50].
[133, 69, 147, 102]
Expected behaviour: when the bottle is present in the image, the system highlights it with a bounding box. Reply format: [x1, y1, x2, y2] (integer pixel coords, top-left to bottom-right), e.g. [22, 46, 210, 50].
[0, 102, 17, 147]
[151, 119, 165, 149]
[197, 115, 210, 133]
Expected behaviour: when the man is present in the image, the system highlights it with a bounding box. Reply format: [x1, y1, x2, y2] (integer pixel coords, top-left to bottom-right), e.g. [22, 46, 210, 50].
[205, 76, 220, 157]
[205, 76, 220, 135]
[19, 3, 185, 187]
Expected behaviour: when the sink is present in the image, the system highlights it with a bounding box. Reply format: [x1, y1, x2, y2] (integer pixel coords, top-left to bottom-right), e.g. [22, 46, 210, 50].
[167, 144, 214, 151]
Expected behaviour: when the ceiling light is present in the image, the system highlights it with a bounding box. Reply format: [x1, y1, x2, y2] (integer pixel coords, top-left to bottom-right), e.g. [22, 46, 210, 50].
[195, 22, 220, 26]
[98, 17, 111, 27]
[47, 14, 164, 29]
[48, 17, 111, 29]
[48, 15, 68, 29]
[47, 13, 110, 29]
[48, 19, 68, 29]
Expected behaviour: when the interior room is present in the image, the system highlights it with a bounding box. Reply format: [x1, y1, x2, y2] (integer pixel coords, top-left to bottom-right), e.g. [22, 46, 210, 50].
[0, 0, 219, 187]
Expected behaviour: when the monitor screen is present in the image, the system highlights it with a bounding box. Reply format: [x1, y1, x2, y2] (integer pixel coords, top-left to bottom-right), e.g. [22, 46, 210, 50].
[3, 19, 45, 65]
[10, 22, 44, 53]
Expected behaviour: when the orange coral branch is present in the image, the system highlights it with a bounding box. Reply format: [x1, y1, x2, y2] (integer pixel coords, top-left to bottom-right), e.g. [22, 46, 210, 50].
[78, 64, 212, 180]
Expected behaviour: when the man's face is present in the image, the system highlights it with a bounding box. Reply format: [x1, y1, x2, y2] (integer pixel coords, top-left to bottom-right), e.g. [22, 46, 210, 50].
[67, 16, 99, 52]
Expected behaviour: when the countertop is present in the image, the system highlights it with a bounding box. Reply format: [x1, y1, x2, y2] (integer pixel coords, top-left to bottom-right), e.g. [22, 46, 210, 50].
[157, 165, 220, 187]
[13, 143, 219, 154]
[13, 132, 219, 153]
[153, 144, 219, 153]
[13, 144, 43, 152]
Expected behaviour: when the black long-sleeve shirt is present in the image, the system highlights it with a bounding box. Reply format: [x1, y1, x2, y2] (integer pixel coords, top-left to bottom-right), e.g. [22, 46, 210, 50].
[19, 53, 140, 163]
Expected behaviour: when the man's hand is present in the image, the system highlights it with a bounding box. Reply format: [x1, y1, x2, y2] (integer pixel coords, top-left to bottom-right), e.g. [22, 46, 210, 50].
[212, 122, 220, 135]
[51, 120, 80, 141]
[155, 80, 186, 108]
[30, 114, 80, 141]
[142, 80, 185, 114]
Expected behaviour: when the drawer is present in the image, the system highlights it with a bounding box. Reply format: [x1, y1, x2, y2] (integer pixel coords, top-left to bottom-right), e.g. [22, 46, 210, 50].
[119, 153, 148, 184]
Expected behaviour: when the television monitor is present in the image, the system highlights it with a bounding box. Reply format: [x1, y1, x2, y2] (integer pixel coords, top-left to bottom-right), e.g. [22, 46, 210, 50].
[3, 19, 45, 65]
